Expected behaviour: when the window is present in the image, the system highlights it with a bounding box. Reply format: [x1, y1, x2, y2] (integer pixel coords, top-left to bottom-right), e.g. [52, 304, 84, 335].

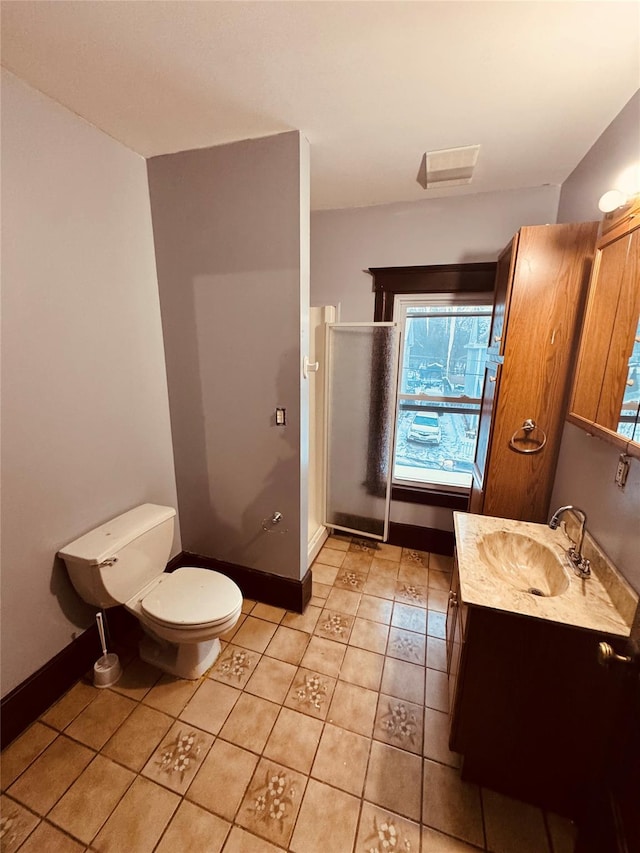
[392, 294, 492, 492]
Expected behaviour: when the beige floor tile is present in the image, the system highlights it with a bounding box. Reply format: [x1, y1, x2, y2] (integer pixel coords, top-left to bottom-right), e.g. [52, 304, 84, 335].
[48, 754, 135, 844]
[311, 562, 339, 585]
[425, 666, 450, 713]
[309, 595, 326, 607]
[179, 679, 241, 735]
[223, 825, 287, 852]
[102, 703, 173, 771]
[282, 605, 322, 634]
[141, 721, 214, 794]
[387, 626, 426, 665]
[311, 723, 370, 795]
[428, 568, 452, 591]
[233, 617, 278, 653]
[242, 599, 256, 614]
[422, 759, 484, 848]
[422, 825, 484, 851]
[357, 801, 421, 853]
[340, 646, 384, 690]
[208, 643, 260, 689]
[333, 567, 367, 591]
[357, 594, 393, 625]
[426, 637, 447, 672]
[141, 673, 201, 716]
[300, 635, 346, 677]
[314, 609, 354, 644]
[374, 693, 424, 755]
[64, 688, 136, 750]
[363, 573, 397, 599]
[315, 546, 346, 567]
[401, 548, 429, 568]
[341, 550, 374, 573]
[395, 580, 428, 606]
[381, 657, 425, 704]
[327, 680, 378, 737]
[7, 735, 94, 815]
[289, 777, 360, 853]
[546, 812, 578, 853]
[325, 587, 361, 616]
[245, 657, 297, 704]
[428, 588, 449, 613]
[40, 680, 99, 731]
[398, 564, 429, 586]
[284, 668, 336, 720]
[376, 543, 403, 562]
[156, 800, 230, 853]
[483, 788, 549, 853]
[0, 722, 57, 789]
[349, 617, 389, 654]
[391, 602, 427, 633]
[364, 740, 422, 821]
[251, 603, 287, 623]
[370, 556, 401, 579]
[93, 775, 179, 852]
[430, 553, 454, 573]
[264, 625, 310, 665]
[235, 758, 306, 848]
[428, 609, 447, 639]
[264, 707, 323, 774]
[423, 707, 460, 768]
[350, 537, 379, 555]
[0, 794, 40, 852]
[312, 581, 331, 600]
[109, 657, 162, 701]
[326, 534, 351, 552]
[219, 693, 280, 753]
[187, 738, 258, 820]
[17, 821, 84, 853]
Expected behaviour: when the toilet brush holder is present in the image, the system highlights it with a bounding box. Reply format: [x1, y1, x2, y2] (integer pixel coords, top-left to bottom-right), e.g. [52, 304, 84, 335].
[93, 612, 122, 687]
[93, 652, 122, 688]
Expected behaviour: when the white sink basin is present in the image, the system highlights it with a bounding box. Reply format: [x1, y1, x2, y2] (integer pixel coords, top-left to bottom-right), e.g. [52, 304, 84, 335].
[477, 531, 570, 597]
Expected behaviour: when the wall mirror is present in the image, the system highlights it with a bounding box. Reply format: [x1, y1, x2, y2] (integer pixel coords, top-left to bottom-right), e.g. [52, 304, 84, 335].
[568, 195, 640, 458]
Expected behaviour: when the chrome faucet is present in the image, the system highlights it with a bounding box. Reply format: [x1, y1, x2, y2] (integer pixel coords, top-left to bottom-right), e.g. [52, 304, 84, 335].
[548, 505, 591, 578]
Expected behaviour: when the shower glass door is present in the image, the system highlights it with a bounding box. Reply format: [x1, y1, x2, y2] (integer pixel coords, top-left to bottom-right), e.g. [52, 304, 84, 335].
[324, 323, 399, 540]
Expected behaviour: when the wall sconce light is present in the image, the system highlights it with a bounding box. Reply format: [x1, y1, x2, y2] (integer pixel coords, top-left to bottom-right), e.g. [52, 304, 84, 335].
[598, 189, 628, 212]
[598, 163, 640, 212]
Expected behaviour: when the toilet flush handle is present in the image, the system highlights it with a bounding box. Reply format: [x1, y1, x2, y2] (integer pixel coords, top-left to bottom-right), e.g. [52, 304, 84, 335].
[97, 557, 118, 568]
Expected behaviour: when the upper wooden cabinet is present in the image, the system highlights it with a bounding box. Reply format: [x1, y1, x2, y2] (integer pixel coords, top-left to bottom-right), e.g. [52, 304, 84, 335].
[568, 198, 640, 459]
[471, 222, 599, 522]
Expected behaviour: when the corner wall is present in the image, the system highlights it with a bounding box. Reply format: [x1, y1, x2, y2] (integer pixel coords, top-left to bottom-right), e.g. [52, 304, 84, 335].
[552, 90, 640, 592]
[0, 71, 180, 697]
[147, 132, 310, 581]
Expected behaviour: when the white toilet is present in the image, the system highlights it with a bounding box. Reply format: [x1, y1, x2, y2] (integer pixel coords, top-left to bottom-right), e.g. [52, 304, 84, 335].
[58, 504, 243, 679]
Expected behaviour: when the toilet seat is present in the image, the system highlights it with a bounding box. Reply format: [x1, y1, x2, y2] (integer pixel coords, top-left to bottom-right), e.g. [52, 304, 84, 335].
[140, 567, 242, 629]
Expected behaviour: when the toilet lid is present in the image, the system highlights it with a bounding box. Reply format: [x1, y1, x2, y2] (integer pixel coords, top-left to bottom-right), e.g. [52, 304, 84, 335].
[141, 567, 242, 627]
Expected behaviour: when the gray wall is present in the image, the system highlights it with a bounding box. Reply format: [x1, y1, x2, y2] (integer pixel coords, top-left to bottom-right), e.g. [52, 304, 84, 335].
[311, 184, 561, 529]
[147, 132, 310, 581]
[552, 90, 640, 592]
[1, 71, 180, 697]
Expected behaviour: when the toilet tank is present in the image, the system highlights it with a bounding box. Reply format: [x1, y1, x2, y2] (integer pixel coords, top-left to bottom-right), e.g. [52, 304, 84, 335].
[58, 504, 176, 608]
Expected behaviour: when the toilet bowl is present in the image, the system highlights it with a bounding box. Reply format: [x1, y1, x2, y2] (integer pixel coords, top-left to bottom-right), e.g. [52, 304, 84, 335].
[58, 504, 243, 679]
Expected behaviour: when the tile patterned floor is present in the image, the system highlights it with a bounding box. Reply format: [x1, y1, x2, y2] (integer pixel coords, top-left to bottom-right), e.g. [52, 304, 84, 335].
[1, 537, 578, 852]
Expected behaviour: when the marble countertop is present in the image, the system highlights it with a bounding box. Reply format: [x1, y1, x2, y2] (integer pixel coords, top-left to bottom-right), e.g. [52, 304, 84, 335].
[453, 512, 638, 637]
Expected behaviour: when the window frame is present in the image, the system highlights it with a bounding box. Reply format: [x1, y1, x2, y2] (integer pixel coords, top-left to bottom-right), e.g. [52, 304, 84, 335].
[370, 263, 497, 509]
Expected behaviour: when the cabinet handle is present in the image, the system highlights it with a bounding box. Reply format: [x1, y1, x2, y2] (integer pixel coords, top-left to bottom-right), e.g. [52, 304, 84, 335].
[626, 379, 635, 387]
[448, 591, 458, 607]
[488, 375, 497, 383]
[494, 335, 502, 343]
[597, 642, 632, 668]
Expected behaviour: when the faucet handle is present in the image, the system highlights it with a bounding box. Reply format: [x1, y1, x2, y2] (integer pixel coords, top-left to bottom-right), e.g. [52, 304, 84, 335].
[568, 546, 591, 577]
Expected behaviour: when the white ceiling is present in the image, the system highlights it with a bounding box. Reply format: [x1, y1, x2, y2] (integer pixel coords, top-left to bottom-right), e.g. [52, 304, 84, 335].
[1, 1, 639, 210]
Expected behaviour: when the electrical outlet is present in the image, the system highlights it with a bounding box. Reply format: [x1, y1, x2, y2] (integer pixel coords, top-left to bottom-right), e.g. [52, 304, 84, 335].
[615, 454, 629, 488]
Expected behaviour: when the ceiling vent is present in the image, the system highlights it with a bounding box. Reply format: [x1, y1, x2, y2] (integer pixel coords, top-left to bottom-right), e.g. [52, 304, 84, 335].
[419, 144, 481, 189]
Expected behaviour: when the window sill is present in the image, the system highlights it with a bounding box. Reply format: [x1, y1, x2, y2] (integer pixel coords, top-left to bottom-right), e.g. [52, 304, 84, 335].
[391, 485, 469, 510]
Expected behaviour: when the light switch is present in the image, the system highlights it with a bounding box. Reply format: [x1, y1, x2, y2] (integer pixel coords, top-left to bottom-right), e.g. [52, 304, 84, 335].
[276, 407, 286, 426]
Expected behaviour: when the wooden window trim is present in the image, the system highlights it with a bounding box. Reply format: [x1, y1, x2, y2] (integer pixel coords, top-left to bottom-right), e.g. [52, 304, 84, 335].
[370, 263, 496, 510]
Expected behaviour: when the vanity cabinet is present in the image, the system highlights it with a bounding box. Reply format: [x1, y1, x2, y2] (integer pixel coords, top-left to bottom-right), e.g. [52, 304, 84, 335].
[568, 200, 640, 456]
[471, 222, 599, 522]
[446, 554, 626, 818]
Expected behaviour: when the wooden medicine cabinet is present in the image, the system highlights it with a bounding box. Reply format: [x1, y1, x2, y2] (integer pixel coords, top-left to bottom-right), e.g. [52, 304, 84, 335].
[568, 196, 640, 458]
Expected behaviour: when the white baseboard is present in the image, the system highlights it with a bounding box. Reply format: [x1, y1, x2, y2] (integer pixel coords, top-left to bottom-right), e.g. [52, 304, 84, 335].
[307, 524, 329, 567]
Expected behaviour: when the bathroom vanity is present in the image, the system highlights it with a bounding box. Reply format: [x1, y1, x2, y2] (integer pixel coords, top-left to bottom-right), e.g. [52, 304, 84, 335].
[447, 512, 638, 818]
